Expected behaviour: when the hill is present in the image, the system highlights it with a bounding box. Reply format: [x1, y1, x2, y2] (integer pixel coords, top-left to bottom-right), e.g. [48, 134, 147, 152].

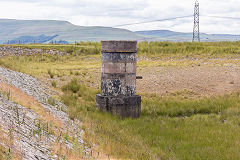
[136, 30, 240, 42]
[1, 19, 240, 43]
[0, 19, 143, 44]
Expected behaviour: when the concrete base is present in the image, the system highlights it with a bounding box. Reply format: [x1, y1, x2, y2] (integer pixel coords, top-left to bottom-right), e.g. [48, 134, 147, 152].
[96, 94, 141, 118]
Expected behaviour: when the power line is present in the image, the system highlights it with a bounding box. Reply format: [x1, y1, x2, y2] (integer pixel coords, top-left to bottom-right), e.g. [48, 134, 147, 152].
[112, 14, 240, 29]
[201, 15, 240, 20]
[62, 15, 193, 35]
[113, 15, 193, 27]
[112, 14, 240, 28]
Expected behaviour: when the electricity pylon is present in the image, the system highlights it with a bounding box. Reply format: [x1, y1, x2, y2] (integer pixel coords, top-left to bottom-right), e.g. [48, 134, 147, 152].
[193, 0, 200, 42]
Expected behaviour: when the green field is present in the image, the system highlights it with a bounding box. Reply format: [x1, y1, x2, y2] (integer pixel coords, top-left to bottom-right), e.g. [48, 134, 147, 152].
[1, 42, 240, 159]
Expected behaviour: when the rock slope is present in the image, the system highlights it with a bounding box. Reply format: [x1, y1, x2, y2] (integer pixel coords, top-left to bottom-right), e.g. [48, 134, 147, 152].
[0, 67, 90, 159]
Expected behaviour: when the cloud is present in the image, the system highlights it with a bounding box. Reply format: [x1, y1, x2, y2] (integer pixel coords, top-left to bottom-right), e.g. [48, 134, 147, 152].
[0, 0, 240, 34]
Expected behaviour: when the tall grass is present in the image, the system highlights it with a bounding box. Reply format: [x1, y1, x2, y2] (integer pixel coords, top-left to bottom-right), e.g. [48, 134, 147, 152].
[141, 93, 240, 117]
[61, 79, 240, 160]
[137, 41, 240, 57]
[4, 41, 240, 57]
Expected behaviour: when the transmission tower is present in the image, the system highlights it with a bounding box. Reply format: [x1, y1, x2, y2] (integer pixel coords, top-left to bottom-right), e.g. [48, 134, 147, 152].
[193, 0, 200, 42]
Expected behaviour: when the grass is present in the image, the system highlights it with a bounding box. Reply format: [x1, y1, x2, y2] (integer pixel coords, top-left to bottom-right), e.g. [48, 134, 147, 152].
[141, 92, 240, 117]
[0, 125, 20, 160]
[51, 80, 57, 88]
[3, 41, 240, 57]
[0, 54, 100, 76]
[137, 41, 240, 57]
[1, 42, 240, 159]
[59, 79, 240, 159]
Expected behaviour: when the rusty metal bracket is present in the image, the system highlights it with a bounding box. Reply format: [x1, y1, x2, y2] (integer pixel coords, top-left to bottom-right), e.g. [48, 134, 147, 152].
[136, 76, 143, 79]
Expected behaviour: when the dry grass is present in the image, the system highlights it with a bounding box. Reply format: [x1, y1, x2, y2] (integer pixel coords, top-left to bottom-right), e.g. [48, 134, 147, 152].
[0, 124, 22, 160]
[52, 142, 84, 160]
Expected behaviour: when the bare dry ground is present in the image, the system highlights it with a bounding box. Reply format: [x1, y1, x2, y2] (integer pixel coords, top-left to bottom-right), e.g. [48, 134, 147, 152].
[50, 57, 240, 98]
[137, 66, 240, 97]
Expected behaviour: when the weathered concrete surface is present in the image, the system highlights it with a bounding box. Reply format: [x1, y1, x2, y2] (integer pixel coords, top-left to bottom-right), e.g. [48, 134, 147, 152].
[101, 52, 137, 96]
[97, 41, 141, 118]
[96, 94, 141, 118]
[101, 41, 137, 53]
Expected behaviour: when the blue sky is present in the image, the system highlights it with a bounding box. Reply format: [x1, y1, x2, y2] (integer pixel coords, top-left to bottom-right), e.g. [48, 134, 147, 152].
[0, 0, 240, 34]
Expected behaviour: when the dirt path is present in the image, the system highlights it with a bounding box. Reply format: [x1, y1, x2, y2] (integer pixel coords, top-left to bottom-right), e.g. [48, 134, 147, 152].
[137, 66, 240, 97]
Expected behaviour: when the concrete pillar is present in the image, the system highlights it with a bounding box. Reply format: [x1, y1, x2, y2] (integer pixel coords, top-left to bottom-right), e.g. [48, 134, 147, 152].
[96, 41, 141, 118]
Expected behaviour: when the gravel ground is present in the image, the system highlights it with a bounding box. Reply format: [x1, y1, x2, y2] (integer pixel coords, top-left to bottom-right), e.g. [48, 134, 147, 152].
[0, 46, 65, 56]
[0, 67, 90, 159]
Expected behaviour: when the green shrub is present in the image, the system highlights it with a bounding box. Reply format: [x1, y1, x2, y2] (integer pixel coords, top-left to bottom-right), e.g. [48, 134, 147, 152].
[47, 69, 54, 78]
[74, 71, 80, 76]
[51, 81, 57, 88]
[65, 46, 74, 54]
[47, 97, 56, 106]
[62, 78, 80, 93]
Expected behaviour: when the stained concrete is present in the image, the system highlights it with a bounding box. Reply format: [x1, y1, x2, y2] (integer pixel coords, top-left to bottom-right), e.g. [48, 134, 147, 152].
[96, 41, 141, 118]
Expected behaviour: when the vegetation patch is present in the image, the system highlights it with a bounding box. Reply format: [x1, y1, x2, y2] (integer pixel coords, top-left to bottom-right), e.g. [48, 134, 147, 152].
[0, 125, 20, 160]
[60, 78, 240, 159]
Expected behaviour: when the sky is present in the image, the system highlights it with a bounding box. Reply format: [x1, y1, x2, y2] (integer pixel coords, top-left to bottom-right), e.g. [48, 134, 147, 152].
[0, 0, 240, 34]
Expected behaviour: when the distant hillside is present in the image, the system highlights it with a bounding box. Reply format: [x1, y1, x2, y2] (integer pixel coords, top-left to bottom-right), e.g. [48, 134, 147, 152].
[0, 19, 144, 44]
[5, 34, 60, 44]
[1, 19, 240, 43]
[136, 30, 184, 37]
[135, 30, 240, 42]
